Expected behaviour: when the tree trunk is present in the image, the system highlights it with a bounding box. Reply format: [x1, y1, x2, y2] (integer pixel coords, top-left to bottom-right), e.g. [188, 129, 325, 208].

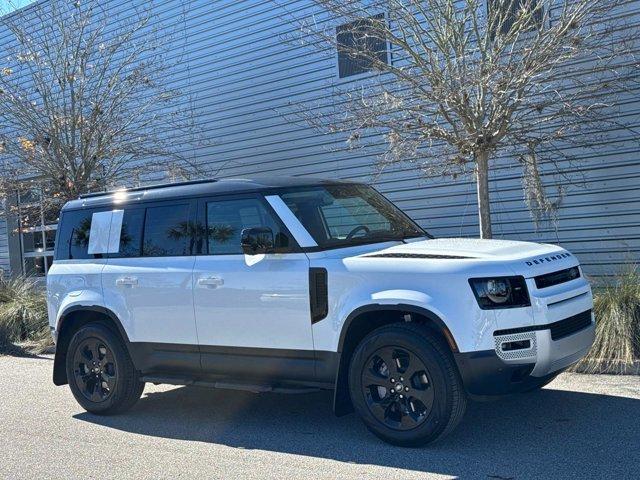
[475, 150, 492, 239]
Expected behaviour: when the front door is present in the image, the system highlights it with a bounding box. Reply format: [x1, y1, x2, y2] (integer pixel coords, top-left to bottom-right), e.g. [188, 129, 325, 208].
[192, 194, 314, 381]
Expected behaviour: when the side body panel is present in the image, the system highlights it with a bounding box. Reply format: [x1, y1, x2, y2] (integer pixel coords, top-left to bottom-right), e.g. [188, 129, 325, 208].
[307, 244, 528, 355]
[47, 259, 108, 333]
[193, 252, 313, 351]
[101, 256, 198, 345]
[192, 252, 316, 382]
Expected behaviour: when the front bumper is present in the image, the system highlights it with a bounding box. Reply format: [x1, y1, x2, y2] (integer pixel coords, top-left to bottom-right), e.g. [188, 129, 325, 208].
[454, 314, 595, 396]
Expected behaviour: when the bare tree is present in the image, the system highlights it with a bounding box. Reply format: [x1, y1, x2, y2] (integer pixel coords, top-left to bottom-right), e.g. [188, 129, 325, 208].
[0, 0, 207, 218]
[296, 0, 637, 238]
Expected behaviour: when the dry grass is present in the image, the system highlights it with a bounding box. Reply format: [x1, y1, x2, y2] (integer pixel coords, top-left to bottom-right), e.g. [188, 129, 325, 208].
[0, 276, 51, 354]
[574, 268, 640, 374]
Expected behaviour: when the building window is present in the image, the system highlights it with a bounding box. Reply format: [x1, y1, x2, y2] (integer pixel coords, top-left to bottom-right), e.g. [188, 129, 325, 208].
[488, 0, 544, 36]
[336, 14, 388, 78]
[16, 189, 58, 276]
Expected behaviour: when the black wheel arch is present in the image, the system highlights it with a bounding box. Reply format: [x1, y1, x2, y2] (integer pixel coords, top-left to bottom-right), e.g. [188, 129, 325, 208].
[53, 305, 132, 386]
[332, 303, 459, 416]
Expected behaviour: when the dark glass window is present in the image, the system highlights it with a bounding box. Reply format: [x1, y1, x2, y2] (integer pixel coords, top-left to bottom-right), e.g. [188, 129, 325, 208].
[205, 198, 291, 255]
[320, 194, 391, 238]
[112, 208, 145, 258]
[489, 0, 544, 36]
[280, 184, 426, 249]
[55, 209, 96, 260]
[337, 14, 388, 78]
[142, 204, 191, 257]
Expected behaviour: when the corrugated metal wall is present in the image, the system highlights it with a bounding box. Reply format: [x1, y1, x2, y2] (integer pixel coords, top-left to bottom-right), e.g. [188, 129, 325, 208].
[0, 0, 638, 277]
[0, 214, 10, 275]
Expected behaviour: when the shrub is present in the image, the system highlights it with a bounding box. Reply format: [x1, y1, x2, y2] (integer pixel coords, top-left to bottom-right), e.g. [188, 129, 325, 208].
[575, 268, 640, 374]
[0, 276, 51, 353]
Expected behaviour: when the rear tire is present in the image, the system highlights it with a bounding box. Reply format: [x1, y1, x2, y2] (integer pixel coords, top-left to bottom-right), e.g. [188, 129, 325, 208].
[66, 323, 144, 415]
[348, 322, 466, 447]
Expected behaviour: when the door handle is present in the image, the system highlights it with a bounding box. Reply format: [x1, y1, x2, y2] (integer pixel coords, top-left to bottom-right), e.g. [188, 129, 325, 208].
[197, 276, 224, 288]
[116, 276, 138, 286]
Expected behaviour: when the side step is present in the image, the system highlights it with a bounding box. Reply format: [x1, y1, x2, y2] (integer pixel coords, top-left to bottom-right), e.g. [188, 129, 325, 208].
[140, 375, 319, 394]
[141, 375, 194, 386]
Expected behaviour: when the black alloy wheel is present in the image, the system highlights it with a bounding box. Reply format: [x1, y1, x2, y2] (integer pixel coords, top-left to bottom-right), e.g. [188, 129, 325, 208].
[72, 338, 118, 402]
[66, 322, 145, 415]
[361, 346, 434, 430]
[348, 322, 467, 447]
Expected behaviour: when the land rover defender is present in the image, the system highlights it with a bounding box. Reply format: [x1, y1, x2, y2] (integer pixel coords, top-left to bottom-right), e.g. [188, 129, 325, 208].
[47, 177, 595, 446]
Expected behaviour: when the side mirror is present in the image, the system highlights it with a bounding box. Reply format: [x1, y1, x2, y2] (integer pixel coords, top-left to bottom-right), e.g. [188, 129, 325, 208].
[240, 227, 274, 255]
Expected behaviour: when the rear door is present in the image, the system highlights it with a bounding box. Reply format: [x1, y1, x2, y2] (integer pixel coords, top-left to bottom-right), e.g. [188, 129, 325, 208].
[101, 199, 200, 374]
[192, 194, 314, 381]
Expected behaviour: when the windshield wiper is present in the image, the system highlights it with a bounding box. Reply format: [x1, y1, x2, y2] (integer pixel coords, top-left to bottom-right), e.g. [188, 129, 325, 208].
[361, 231, 406, 243]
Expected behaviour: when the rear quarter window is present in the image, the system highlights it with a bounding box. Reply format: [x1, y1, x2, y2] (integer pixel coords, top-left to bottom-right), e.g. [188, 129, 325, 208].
[55, 209, 101, 260]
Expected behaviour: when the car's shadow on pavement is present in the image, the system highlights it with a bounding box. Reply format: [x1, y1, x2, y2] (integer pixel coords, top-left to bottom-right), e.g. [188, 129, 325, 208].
[75, 382, 640, 478]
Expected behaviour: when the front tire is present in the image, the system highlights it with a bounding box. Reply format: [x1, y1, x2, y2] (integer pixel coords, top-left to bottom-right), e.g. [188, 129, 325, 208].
[66, 323, 144, 415]
[348, 323, 466, 447]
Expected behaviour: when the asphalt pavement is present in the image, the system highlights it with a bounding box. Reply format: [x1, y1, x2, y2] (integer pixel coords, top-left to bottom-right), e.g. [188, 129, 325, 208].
[1, 354, 639, 479]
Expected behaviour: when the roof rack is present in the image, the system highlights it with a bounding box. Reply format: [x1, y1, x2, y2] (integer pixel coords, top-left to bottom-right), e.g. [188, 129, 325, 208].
[79, 178, 218, 199]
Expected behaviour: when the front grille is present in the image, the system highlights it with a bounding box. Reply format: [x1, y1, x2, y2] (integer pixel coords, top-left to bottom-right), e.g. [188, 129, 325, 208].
[494, 309, 593, 340]
[550, 309, 592, 340]
[535, 267, 581, 289]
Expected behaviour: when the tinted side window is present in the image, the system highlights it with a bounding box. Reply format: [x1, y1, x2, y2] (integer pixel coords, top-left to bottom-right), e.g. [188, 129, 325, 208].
[142, 204, 191, 257]
[112, 208, 145, 258]
[55, 209, 97, 260]
[206, 198, 292, 254]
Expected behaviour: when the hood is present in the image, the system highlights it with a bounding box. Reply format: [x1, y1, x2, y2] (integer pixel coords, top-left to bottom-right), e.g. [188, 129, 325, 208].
[360, 238, 578, 277]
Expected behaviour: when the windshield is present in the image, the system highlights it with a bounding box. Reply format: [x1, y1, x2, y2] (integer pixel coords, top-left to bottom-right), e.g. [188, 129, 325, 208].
[279, 184, 429, 248]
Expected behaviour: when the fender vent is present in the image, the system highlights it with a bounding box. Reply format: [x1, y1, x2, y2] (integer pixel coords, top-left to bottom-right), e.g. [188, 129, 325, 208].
[309, 268, 328, 324]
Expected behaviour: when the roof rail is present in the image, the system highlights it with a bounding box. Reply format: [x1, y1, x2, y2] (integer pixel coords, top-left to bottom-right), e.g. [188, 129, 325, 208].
[79, 178, 218, 199]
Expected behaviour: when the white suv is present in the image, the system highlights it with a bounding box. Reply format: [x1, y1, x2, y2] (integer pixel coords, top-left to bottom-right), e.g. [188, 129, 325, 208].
[47, 177, 595, 446]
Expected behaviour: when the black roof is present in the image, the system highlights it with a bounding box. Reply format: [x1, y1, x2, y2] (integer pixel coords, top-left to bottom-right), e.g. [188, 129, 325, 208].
[62, 176, 360, 211]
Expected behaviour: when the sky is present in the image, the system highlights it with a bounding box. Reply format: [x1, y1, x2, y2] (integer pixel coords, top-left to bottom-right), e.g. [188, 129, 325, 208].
[0, 0, 34, 15]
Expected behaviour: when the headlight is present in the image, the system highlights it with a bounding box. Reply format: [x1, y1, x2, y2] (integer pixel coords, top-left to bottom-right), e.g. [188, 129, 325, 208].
[469, 276, 530, 309]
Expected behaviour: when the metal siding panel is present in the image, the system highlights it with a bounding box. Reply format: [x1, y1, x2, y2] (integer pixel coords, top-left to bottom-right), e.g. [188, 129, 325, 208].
[0, 214, 11, 275]
[0, 0, 639, 278]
